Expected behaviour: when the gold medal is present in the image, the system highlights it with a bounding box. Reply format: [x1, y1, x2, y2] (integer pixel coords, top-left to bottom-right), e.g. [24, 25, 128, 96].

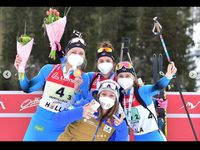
[74, 69, 81, 77]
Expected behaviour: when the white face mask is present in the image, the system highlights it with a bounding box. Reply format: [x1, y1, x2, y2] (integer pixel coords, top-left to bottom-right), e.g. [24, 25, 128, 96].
[98, 63, 113, 75]
[117, 78, 133, 90]
[67, 54, 84, 70]
[99, 96, 115, 110]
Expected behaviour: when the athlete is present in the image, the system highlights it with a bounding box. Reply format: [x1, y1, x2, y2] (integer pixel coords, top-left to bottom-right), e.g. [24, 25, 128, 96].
[87, 41, 116, 92]
[115, 61, 177, 141]
[77, 41, 124, 125]
[58, 40, 116, 92]
[57, 79, 129, 141]
[14, 32, 90, 141]
[138, 77, 168, 133]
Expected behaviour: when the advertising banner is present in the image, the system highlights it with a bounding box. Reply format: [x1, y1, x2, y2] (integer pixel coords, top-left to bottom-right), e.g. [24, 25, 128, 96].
[0, 91, 200, 141]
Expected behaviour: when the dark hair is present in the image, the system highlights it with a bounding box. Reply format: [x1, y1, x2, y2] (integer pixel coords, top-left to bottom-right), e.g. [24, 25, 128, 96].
[96, 41, 115, 62]
[98, 41, 114, 51]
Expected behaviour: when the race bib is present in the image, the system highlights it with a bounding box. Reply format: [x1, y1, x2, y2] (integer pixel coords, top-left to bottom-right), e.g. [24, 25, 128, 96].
[46, 81, 75, 102]
[131, 107, 140, 123]
[39, 81, 75, 113]
[131, 104, 159, 135]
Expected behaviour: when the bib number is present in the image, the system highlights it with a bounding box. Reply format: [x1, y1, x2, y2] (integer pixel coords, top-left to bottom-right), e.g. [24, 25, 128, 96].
[47, 82, 75, 102]
[56, 87, 65, 97]
[131, 108, 140, 123]
[148, 112, 153, 119]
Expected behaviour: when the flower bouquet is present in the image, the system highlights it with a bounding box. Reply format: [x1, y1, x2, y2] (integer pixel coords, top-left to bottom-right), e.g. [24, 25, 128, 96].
[17, 34, 34, 80]
[44, 8, 67, 60]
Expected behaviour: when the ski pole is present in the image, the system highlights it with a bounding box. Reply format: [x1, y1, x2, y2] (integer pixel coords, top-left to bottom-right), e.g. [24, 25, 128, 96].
[152, 17, 171, 63]
[152, 16, 198, 141]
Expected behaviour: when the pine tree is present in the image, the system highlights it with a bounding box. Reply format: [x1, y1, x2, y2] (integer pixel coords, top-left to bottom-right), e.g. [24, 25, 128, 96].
[0, 7, 196, 91]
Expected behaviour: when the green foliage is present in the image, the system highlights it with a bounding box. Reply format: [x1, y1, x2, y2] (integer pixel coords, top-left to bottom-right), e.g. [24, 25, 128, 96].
[17, 34, 32, 45]
[0, 7, 197, 91]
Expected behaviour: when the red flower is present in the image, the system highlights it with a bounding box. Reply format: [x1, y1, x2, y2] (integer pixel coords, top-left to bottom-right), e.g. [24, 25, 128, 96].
[51, 9, 57, 14]
[55, 11, 60, 16]
[46, 10, 50, 16]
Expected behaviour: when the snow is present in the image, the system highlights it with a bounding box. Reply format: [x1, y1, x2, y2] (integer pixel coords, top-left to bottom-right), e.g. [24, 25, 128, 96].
[190, 22, 200, 91]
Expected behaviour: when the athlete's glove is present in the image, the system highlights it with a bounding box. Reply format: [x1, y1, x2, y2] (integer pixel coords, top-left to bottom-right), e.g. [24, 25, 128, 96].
[157, 98, 168, 109]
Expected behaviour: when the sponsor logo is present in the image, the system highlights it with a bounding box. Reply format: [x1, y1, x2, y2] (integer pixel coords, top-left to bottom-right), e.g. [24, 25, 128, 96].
[20, 98, 40, 111]
[34, 125, 44, 132]
[51, 72, 75, 83]
[103, 125, 112, 133]
[179, 101, 200, 110]
[51, 72, 59, 80]
[0, 100, 6, 110]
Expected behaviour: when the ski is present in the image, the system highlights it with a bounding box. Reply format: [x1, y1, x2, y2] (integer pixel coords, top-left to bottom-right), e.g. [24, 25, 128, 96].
[158, 53, 167, 137]
[152, 53, 159, 104]
[153, 53, 167, 137]
[152, 17, 198, 141]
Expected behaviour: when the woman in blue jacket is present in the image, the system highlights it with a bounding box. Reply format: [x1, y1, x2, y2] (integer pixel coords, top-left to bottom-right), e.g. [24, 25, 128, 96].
[14, 32, 90, 141]
[57, 79, 129, 141]
[58, 40, 124, 126]
[87, 41, 117, 92]
[115, 61, 177, 141]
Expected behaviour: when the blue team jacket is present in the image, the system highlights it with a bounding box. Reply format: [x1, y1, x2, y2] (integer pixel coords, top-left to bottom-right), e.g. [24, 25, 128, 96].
[20, 64, 89, 141]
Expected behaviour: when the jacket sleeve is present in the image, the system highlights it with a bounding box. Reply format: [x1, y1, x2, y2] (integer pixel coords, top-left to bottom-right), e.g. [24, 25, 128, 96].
[140, 76, 171, 98]
[19, 64, 53, 93]
[72, 73, 90, 105]
[109, 120, 129, 141]
[54, 106, 84, 126]
[80, 73, 90, 99]
[73, 91, 94, 107]
[86, 72, 95, 86]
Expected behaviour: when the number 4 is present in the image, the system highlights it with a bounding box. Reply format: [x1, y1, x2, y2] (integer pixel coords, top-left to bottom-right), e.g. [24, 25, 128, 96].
[56, 87, 65, 97]
[148, 113, 153, 119]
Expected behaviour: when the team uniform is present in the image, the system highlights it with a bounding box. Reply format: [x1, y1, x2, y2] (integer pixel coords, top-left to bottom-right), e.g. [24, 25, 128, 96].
[71, 72, 116, 107]
[121, 76, 170, 141]
[20, 64, 89, 141]
[57, 112, 128, 141]
[57, 79, 129, 141]
[88, 72, 116, 91]
[76, 72, 124, 114]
